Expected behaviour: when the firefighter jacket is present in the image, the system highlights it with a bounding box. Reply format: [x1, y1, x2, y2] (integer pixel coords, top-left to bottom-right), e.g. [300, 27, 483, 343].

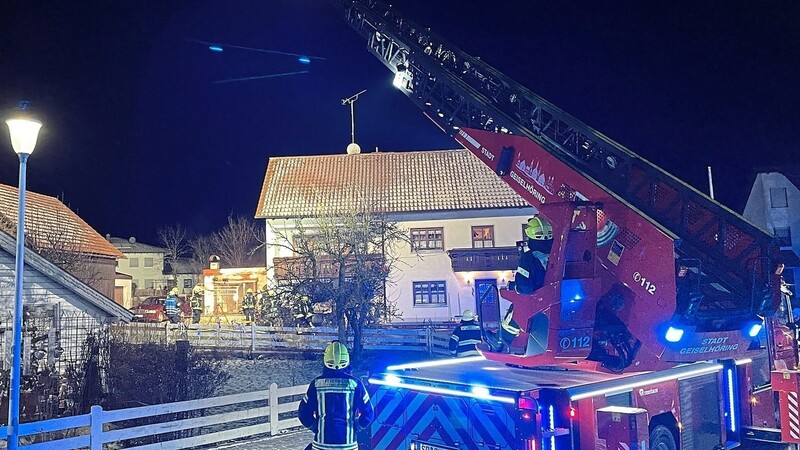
[449, 319, 482, 357]
[298, 368, 374, 450]
[242, 293, 256, 309]
[513, 250, 548, 295]
[189, 293, 202, 310]
[163, 295, 179, 317]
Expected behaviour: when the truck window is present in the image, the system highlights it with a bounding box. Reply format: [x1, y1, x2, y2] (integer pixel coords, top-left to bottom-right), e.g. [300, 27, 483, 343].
[605, 391, 632, 408]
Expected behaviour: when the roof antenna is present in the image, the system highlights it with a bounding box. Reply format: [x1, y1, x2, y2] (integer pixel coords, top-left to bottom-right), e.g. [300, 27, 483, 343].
[342, 89, 366, 154]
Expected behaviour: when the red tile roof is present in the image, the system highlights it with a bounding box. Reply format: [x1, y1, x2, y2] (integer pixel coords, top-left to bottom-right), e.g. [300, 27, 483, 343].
[256, 149, 528, 218]
[0, 184, 123, 258]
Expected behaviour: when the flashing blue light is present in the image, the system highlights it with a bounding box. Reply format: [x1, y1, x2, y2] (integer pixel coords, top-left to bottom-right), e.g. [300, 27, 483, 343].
[471, 386, 490, 397]
[209, 45, 224, 52]
[747, 322, 763, 338]
[665, 326, 684, 343]
[384, 374, 401, 386]
[298, 55, 311, 64]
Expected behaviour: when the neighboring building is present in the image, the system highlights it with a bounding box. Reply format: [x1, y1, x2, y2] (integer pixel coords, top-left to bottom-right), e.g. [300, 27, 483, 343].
[0, 184, 123, 299]
[0, 229, 132, 367]
[256, 149, 534, 322]
[107, 236, 169, 298]
[744, 172, 800, 295]
[165, 257, 201, 295]
[114, 271, 134, 308]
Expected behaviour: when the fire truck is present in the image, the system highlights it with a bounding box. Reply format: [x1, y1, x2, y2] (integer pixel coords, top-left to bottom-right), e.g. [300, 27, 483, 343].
[331, 1, 800, 448]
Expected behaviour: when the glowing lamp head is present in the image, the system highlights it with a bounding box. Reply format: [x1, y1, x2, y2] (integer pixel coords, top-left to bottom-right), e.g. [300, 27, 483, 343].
[298, 55, 311, 64]
[5, 117, 42, 155]
[569, 407, 577, 419]
[665, 326, 685, 343]
[747, 322, 763, 338]
[208, 45, 223, 52]
[384, 374, 401, 386]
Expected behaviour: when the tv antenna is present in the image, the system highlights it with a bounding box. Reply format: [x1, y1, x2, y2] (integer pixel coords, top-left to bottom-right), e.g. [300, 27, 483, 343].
[342, 89, 366, 154]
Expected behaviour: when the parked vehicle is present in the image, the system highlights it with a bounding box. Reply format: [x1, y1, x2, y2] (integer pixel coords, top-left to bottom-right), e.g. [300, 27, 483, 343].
[130, 296, 191, 323]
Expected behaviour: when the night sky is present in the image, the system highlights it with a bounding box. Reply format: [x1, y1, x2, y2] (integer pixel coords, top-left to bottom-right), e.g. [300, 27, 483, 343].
[1, 1, 797, 244]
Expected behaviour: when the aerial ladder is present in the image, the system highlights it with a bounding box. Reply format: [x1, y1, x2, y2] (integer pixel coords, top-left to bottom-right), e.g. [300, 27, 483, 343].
[331, 0, 787, 374]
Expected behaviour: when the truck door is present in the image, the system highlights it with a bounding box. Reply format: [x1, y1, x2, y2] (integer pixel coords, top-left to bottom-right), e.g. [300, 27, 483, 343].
[476, 279, 503, 350]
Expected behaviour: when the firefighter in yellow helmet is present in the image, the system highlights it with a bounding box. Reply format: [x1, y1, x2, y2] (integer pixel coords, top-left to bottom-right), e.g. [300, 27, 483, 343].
[299, 341, 374, 450]
[509, 215, 554, 295]
[449, 310, 482, 357]
[242, 288, 256, 323]
[189, 284, 204, 324]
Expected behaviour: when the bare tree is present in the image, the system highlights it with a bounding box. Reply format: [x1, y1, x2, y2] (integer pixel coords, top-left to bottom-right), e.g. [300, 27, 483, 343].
[212, 215, 262, 268]
[157, 224, 189, 262]
[188, 234, 216, 273]
[268, 188, 410, 357]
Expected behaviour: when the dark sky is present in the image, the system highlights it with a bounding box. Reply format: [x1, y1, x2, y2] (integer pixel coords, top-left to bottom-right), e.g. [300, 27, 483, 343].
[1, 1, 797, 244]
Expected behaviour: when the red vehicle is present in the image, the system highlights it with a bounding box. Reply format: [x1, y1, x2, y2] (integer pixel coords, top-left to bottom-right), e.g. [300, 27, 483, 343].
[331, 1, 800, 448]
[130, 296, 191, 323]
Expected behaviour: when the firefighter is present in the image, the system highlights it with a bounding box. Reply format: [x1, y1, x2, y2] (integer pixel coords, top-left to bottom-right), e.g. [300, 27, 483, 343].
[509, 215, 553, 295]
[299, 341, 374, 450]
[449, 310, 482, 357]
[164, 287, 181, 323]
[189, 284, 204, 324]
[259, 287, 282, 326]
[294, 296, 314, 328]
[242, 288, 257, 323]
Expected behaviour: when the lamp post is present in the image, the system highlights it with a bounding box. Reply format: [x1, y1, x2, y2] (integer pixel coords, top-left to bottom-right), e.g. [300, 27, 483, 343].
[5, 110, 42, 450]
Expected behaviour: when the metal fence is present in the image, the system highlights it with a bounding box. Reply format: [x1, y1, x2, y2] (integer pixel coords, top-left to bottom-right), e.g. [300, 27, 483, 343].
[0, 382, 307, 449]
[111, 323, 454, 356]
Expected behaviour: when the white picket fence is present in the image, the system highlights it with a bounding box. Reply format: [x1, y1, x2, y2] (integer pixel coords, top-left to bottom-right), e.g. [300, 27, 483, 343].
[0, 383, 307, 449]
[114, 323, 454, 356]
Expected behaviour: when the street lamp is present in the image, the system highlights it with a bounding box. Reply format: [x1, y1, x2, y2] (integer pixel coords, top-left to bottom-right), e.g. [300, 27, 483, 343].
[5, 109, 42, 450]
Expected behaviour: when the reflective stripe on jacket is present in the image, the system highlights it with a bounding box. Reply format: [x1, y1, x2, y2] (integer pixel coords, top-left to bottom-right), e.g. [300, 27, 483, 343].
[298, 368, 374, 449]
[449, 319, 482, 357]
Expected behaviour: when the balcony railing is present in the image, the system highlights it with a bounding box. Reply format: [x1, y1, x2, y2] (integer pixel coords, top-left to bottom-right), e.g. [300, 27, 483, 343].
[448, 247, 519, 272]
[273, 254, 384, 281]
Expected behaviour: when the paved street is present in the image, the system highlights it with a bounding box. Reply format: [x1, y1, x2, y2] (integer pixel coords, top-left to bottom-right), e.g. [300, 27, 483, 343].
[216, 430, 313, 450]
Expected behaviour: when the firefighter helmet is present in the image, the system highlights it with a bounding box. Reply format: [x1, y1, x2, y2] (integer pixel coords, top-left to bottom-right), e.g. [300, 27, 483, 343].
[323, 341, 350, 370]
[246, 288, 253, 294]
[525, 215, 553, 240]
[169, 287, 179, 295]
[193, 284, 203, 293]
[462, 309, 475, 322]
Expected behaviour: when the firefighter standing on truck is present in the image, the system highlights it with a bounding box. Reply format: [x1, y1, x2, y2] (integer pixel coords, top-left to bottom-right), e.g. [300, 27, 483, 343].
[189, 284, 203, 324]
[298, 341, 374, 450]
[449, 310, 482, 357]
[509, 215, 554, 295]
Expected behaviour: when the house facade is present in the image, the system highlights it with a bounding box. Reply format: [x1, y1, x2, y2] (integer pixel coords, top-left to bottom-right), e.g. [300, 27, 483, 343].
[743, 171, 800, 294]
[107, 236, 170, 298]
[0, 184, 123, 300]
[257, 149, 534, 322]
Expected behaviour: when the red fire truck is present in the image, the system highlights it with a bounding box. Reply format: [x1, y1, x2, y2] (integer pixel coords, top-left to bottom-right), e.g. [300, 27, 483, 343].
[332, 1, 800, 448]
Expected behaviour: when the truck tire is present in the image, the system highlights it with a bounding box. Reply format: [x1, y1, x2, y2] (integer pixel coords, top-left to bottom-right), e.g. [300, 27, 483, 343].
[650, 425, 677, 450]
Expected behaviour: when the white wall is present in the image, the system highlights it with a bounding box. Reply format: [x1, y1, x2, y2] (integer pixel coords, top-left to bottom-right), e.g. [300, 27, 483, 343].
[116, 251, 168, 291]
[265, 209, 533, 323]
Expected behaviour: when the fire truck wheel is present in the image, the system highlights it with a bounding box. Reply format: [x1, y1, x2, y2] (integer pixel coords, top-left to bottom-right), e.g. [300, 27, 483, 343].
[649, 425, 677, 450]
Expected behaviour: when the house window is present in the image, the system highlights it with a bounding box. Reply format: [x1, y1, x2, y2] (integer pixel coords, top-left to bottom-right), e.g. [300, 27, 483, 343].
[411, 228, 444, 250]
[144, 257, 154, 268]
[413, 281, 447, 306]
[129, 258, 139, 268]
[144, 279, 154, 289]
[770, 187, 788, 208]
[775, 227, 792, 247]
[472, 226, 495, 248]
[183, 278, 193, 289]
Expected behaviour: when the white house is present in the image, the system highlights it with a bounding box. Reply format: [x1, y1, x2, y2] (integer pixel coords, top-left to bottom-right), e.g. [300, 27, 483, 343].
[256, 149, 534, 322]
[107, 236, 169, 298]
[743, 171, 800, 293]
